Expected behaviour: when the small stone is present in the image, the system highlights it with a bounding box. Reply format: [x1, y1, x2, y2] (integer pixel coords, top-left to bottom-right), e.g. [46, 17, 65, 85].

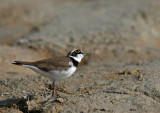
[131, 70, 140, 76]
[3, 92, 10, 95]
[138, 74, 144, 81]
[27, 100, 37, 111]
[117, 71, 125, 75]
[23, 95, 27, 99]
[56, 97, 67, 103]
[110, 100, 117, 104]
[130, 108, 136, 111]
[22, 90, 26, 93]
[100, 108, 106, 111]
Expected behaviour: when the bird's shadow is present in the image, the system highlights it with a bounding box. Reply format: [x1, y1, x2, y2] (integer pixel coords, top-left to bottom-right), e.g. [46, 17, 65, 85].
[0, 97, 27, 112]
[0, 94, 41, 113]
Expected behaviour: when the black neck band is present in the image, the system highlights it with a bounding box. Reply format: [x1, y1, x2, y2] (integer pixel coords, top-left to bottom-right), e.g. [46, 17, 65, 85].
[70, 58, 79, 67]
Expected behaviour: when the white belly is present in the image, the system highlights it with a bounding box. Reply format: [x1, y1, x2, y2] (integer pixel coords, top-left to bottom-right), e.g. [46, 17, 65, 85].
[23, 65, 77, 81]
[49, 66, 77, 81]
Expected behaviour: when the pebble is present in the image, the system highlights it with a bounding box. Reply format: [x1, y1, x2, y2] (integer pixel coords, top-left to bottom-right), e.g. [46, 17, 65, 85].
[22, 91, 26, 93]
[3, 92, 10, 95]
[138, 74, 144, 81]
[0, 92, 10, 96]
[56, 97, 67, 103]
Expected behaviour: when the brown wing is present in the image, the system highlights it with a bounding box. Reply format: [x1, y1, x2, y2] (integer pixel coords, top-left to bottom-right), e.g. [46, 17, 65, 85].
[31, 56, 71, 71]
[13, 56, 72, 72]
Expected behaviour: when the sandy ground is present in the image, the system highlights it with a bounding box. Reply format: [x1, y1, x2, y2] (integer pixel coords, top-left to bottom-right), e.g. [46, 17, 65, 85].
[1, 0, 160, 113]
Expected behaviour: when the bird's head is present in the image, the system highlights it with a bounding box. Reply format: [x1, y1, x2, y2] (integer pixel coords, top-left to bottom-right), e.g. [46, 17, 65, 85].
[67, 49, 86, 62]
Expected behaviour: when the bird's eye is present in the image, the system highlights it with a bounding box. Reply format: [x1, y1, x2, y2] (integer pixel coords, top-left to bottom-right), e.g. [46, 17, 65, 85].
[75, 49, 80, 53]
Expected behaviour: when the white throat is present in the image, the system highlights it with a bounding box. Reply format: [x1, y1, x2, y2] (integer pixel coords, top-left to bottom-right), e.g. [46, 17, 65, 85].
[69, 54, 84, 63]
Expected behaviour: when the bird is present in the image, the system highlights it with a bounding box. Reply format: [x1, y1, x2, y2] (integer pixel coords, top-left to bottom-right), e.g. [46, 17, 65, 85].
[12, 49, 86, 96]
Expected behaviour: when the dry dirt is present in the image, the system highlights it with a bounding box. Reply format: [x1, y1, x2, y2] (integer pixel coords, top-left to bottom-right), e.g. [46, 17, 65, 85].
[1, 0, 160, 113]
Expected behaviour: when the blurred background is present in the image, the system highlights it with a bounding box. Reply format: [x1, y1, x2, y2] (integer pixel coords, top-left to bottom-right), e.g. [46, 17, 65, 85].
[1, 0, 160, 112]
[0, 0, 160, 74]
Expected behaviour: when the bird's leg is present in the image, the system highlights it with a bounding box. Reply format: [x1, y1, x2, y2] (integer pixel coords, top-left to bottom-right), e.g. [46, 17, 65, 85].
[51, 81, 61, 98]
[43, 81, 57, 103]
[52, 81, 56, 96]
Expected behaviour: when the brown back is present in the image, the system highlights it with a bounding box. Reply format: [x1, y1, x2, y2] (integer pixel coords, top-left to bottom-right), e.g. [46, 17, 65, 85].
[23, 56, 72, 71]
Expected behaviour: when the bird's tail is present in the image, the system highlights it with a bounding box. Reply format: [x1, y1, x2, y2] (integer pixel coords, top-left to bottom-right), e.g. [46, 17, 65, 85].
[12, 61, 30, 66]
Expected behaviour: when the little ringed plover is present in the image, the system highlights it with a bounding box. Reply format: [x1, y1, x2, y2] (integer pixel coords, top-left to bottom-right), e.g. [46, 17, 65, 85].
[12, 49, 86, 95]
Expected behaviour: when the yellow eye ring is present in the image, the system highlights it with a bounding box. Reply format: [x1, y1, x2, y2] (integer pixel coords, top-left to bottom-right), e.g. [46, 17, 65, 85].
[75, 50, 80, 53]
